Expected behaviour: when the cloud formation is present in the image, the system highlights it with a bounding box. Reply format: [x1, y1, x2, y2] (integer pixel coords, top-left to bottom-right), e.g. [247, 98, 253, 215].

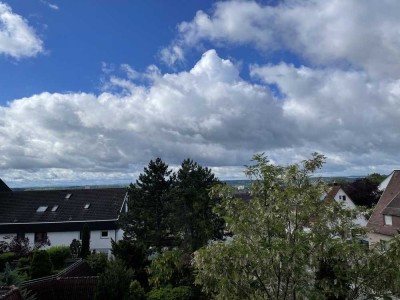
[1, 50, 292, 185]
[166, 0, 400, 78]
[0, 2, 43, 58]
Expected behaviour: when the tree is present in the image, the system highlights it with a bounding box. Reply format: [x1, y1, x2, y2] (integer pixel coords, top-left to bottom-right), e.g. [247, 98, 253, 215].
[193, 153, 400, 299]
[343, 177, 382, 208]
[121, 158, 172, 252]
[31, 250, 53, 279]
[170, 159, 224, 252]
[80, 223, 90, 258]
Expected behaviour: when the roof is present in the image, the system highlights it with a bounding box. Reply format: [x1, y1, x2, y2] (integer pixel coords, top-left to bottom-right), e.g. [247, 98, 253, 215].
[367, 170, 400, 236]
[324, 185, 341, 200]
[0, 179, 11, 192]
[0, 188, 127, 232]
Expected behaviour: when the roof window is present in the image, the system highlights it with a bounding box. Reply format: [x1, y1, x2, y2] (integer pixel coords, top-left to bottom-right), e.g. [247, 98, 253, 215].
[51, 205, 59, 212]
[84, 203, 90, 209]
[36, 206, 48, 213]
[65, 193, 72, 199]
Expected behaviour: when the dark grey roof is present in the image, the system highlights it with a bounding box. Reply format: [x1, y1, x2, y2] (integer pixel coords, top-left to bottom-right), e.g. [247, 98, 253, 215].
[0, 179, 11, 192]
[0, 188, 127, 225]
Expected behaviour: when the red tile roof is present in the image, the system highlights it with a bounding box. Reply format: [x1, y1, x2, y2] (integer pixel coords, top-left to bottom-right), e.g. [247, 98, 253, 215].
[367, 170, 400, 236]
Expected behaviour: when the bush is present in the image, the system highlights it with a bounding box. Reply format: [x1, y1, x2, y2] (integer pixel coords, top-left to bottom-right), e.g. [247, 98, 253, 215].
[86, 252, 108, 274]
[0, 252, 16, 271]
[95, 259, 135, 300]
[47, 246, 71, 269]
[70, 239, 81, 258]
[31, 250, 53, 279]
[146, 286, 193, 300]
[128, 280, 145, 300]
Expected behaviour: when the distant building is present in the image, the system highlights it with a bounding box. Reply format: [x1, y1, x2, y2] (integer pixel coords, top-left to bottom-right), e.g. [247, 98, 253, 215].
[323, 184, 368, 227]
[367, 170, 400, 248]
[0, 179, 128, 255]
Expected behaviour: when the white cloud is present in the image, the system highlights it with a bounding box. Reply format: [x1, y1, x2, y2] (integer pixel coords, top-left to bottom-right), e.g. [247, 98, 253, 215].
[168, 0, 400, 78]
[0, 50, 290, 185]
[0, 2, 43, 58]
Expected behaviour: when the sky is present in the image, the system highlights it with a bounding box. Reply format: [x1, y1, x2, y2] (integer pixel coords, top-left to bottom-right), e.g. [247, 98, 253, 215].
[1, 0, 400, 187]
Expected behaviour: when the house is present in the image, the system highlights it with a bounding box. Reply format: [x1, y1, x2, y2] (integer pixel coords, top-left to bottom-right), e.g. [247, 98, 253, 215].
[323, 184, 368, 227]
[367, 170, 400, 248]
[0, 179, 128, 255]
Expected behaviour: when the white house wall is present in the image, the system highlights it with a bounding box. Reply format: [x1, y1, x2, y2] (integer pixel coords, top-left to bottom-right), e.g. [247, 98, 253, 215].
[333, 188, 368, 227]
[1, 229, 124, 253]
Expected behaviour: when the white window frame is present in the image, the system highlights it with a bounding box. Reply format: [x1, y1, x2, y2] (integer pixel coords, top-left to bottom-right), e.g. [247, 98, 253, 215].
[384, 215, 393, 226]
[36, 206, 48, 213]
[100, 231, 109, 239]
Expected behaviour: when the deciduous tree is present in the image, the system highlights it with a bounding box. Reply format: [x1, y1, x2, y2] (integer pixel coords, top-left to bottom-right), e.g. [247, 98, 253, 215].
[194, 153, 400, 299]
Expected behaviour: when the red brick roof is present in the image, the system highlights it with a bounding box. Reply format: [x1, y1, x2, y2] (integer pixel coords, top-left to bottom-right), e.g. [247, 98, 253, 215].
[367, 170, 400, 236]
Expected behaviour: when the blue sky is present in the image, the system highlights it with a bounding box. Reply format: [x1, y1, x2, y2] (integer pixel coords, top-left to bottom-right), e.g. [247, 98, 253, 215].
[1, 0, 400, 187]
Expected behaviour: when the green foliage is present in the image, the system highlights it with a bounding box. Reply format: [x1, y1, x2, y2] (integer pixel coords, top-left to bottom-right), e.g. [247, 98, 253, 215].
[193, 153, 400, 299]
[47, 246, 71, 269]
[146, 285, 193, 300]
[95, 259, 135, 300]
[86, 252, 108, 274]
[31, 250, 53, 279]
[367, 172, 387, 185]
[70, 239, 81, 258]
[343, 178, 382, 208]
[147, 250, 189, 288]
[111, 239, 147, 270]
[0, 252, 16, 271]
[80, 223, 90, 258]
[170, 159, 224, 252]
[121, 158, 173, 252]
[128, 280, 145, 300]
[0, 262, 25, 286]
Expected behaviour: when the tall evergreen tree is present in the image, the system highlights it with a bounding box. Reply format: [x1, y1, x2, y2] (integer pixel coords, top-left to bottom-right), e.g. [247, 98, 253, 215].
[80, 223, 90, 258]
[121, 158, 172, 252]
[170, 159, 224, 252]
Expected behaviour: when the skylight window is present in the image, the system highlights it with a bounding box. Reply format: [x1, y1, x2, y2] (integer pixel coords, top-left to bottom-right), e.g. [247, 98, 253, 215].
[65, 193, 72, 199]
[36, 206, 48, 213]
[51, 205, 59, 212]
[84, 203, 90, 209]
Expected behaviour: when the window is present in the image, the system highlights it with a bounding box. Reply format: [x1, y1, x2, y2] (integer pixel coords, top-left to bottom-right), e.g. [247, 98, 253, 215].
[16, 232, 25, 241]
[384, 215, 393, 225]
[34, 232, 48, 244]
[101, 231, 109, 238]
[342, 195, 346, 201]
[84, 203, 90, 209]
[65, 193, 72, 199]
[51, 205, 59, 212]
[36, 206, 48, 213]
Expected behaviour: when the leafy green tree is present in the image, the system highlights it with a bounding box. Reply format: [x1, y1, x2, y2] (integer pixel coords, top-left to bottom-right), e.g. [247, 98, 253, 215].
[121, 158, 172, 252]
[170, 159, 224, 252]
[367, 172, 387, 185]
[194, 153, 400, 299]
[80, 223, 90, 258]
[95, 259, 135, 300]
[128, 280, 146, 300]
[31, 250, 53, 279]
[47, 246, 70, 269]
[147, 250, 189, 288]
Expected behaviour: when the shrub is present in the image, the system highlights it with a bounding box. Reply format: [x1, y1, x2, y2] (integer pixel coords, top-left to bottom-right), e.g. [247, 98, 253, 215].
[0, 252, 17, 271]
[70, 239, 81, 258]
[95, 259, 135, 300]
[47, 246, 71, 269]
[128, 280, 145, 300]
[86, 252, 108, 274]
[146, 286, 193, 300]
[31, 250, 53, 279]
